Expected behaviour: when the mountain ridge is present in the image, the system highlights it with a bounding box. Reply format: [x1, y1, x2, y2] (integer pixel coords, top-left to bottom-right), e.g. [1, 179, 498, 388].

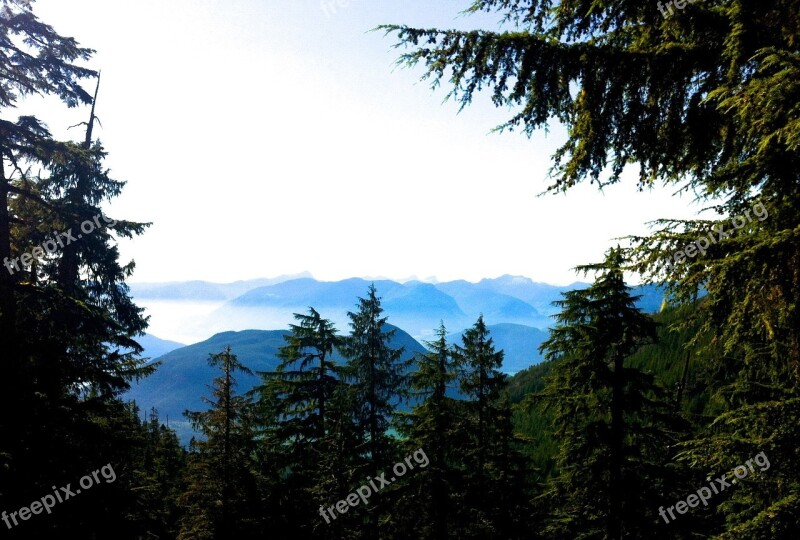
[130, 275, 667, 346]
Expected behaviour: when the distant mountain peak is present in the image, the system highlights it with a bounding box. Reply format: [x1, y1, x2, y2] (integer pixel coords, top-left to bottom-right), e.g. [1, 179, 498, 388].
[487, 275, 536, 285]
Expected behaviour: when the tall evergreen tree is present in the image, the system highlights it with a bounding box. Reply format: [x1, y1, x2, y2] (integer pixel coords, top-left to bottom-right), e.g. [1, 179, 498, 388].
[0, 3, 151, 537]
[396, 323, 462, 539]
[341, 284, 408, 538]
[274, 308, 343, 442]
[253, 308, 354, 537]
[343, 285, 408, 464]
[0, 0, 94, 376]
[454, 315, 532, 539]
[0, 0, 94, 335]
[179, 347, 260, 540]
[534, 248, 685, 539]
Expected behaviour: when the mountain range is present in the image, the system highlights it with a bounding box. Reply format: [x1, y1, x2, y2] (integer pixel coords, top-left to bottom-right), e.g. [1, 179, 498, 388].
[130, 275, 666, 344]
[126, 275, 668, 443]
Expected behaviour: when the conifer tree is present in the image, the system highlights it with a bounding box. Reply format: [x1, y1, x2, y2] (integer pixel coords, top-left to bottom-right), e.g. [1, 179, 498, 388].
[0, 3, 151, 536]
[343, 285, 408, 463]
[275, 308, 343, 442]
[179, 347, 260, 540]
[0, 0, 95, 369]
[535, 249, 684, 539]
[341, 284, 408, 538]
[253, 308, 353, 537]
[396, 323, 462, 538]
[0, 0, 94, 317]
[454, 315, 532, 539]
[0, 1, 93, 487]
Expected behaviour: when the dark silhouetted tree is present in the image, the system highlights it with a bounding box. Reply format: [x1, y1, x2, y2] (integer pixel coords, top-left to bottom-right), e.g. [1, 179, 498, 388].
[179, 347, 260, 540]
[535, 249, 685, 539]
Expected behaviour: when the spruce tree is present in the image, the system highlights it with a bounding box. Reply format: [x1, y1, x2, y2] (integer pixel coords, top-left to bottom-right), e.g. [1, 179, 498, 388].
[396, 323, 462, 538]
[454, 315, 532, 539]
[342, 284, 408, 462]
[340, 284, 408, 538]
[179, 347, 260, 540]
[253, 308, 354, 537]
[0, 3, 151, 536]
[0, 0, 94, 355]
[535, 248, 684, 539]
[274, 308, 343, 442]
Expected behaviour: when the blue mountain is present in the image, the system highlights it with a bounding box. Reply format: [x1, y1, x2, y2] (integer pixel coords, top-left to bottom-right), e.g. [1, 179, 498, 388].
[448, 275, 666, 320]
[137, 334, 185, 360]
[129, 273, 312, 301]
[216, 278, 467, 339]
[434, 280, 543, 324]
[442, 275, 588, 320]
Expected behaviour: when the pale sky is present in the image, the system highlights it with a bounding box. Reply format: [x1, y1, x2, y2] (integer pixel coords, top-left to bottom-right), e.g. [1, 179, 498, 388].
[21, 0, 704, 285]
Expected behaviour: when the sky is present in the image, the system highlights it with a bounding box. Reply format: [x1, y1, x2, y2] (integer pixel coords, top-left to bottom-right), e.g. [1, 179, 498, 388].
[21, 0, 706, 286]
